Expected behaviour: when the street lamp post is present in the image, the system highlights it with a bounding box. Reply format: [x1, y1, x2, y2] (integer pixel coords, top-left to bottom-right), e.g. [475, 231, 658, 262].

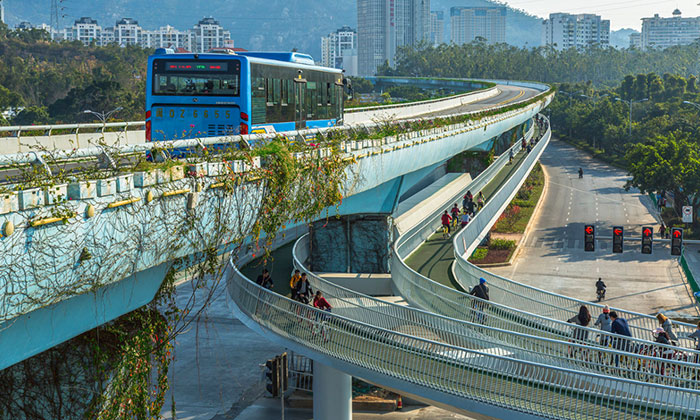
[82, 107, 123, 125]
[614, 98, 648, 137]
[683, 100, 700, 112]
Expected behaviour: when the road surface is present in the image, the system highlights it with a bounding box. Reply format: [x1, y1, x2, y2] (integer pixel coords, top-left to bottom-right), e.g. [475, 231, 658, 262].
[489, 138, 698, 318]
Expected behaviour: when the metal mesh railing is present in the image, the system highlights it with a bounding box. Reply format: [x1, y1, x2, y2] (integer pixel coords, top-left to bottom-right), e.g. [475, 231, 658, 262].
[226, 260, 700, 419]
[450, 125, 697, 339]
[295, 232, 700, 390]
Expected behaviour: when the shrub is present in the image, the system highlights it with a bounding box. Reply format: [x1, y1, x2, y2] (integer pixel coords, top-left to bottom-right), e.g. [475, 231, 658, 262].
[511, 199, 533, 208]
[470, 248, 488, 261]
[489, 239, 516, 250]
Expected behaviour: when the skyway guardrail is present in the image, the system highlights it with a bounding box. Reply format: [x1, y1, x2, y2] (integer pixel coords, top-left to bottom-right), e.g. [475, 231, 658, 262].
[294, 233, 700, 390]
[226, 260, 700, 419]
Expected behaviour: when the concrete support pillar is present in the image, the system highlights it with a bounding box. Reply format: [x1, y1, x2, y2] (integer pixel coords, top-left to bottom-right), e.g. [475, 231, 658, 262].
[313, 361, 352, 420]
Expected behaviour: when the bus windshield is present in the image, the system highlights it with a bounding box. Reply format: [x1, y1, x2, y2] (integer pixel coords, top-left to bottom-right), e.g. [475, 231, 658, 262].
[152, 59, 241, 97]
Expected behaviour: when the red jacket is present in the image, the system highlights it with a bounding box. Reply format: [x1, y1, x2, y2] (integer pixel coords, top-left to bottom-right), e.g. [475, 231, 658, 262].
[313, 296, 332, 310]
[441, 214, 452, 225]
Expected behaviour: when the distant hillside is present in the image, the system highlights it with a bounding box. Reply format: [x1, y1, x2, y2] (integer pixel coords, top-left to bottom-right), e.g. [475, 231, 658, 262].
[3, 0, 356, 59]
[610, 28, 639, 49]
[4, 0, 542, 59]
[432, 0, 543, 47]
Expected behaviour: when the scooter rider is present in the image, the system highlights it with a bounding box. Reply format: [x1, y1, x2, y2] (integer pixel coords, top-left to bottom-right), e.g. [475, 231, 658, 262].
[596, 277, 606, 299]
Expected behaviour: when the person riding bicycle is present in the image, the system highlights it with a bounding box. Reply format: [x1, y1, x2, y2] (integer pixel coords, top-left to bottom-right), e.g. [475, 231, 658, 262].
[313, 290, 332, 312]
[461, 212, 471, 227]
[450, 203, 460, 223]
[578, 167, 584, 178]
[476, 191, 485, 210]
[441, 210, 452, 233]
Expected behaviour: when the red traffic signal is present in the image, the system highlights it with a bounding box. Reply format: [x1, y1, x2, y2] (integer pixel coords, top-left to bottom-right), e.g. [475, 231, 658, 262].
[671, 228, 683, 256]
[584, 225, 595, 252]
[612, 226, 623, 253]
[641, 226, 653, 254]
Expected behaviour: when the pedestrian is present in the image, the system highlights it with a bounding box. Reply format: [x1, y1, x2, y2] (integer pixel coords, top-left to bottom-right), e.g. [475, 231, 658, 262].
[610, 311, 632, 352]
[653, 327, 671, 345]
[313, 290, 332, 311]
[567, 305, 591, 342]
[659, 223, 666, 239]
[521, 138, 526, 150]
[656, 313, 679, 345]
[290, 269, 301, 299]
[509, 148, 514, 164]
[462, 194, 470, 212]
[594, 305, 612, 345]
[295, 273, 313, 304]
[469, 278, 490, 323]
[465, 190, 473, 201]
[256, 269, 274, 290]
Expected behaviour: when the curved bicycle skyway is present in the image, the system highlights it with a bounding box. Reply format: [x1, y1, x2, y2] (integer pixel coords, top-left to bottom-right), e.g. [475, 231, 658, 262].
[226, 260, 700, 420]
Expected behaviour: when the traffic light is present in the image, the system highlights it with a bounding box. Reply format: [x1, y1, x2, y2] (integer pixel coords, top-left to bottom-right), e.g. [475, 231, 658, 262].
[265, 358, 280, 397]
[671, 228, 683, 256]
[584, 225, 595, 252]
[612, 226, 623, 253]
[641, 226, 653, 254]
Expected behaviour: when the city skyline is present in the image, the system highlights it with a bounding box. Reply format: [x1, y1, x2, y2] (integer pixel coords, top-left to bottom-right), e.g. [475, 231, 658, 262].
[506, 0, 700, 30]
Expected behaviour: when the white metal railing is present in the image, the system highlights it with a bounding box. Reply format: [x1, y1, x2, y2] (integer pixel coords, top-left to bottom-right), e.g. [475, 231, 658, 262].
[389, 117, 700, 362]
[226, 260, 700, 419]
[294, 233, 700, 389]
[450, 137, 698, 338]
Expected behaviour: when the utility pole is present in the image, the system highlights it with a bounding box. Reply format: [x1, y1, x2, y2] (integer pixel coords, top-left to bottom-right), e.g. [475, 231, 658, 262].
[615, 97, 648, 137]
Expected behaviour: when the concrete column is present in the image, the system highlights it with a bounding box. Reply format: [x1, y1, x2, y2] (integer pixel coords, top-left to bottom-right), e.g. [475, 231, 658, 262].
[313, 361, 352, 420]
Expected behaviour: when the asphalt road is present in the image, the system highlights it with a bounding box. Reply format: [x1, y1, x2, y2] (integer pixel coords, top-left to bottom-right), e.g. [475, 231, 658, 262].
[489, 138, 698, 317]
[422, 85, 540, 118]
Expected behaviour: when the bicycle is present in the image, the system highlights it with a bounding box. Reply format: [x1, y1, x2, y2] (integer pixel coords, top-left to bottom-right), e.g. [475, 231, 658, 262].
[311, 311, 331, 342]
[442, 224, 450, 239]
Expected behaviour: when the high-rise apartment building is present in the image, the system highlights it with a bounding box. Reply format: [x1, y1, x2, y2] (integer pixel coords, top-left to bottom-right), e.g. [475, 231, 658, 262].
[641, 9, 700, 50]
[450, 7, 506, 45]
[430, 11, 444, 45]
[113, 18, 141, 46]
[141, 25, 194, 51]
[321, 26, 357, 69]
[191, 17, 231, 54]
[542, 13, 610, 50]
[73, 17, 101, 45]
[629, 33, 642, 49]
[357, 0, 430, 76]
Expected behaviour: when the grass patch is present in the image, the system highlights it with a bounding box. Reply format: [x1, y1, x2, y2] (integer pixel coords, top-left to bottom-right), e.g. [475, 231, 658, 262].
[469, 248, 488, 261]
[492, 163, 544, 234]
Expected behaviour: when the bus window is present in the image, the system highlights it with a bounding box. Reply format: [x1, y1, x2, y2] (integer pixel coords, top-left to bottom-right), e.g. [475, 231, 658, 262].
[252, 77, 266, 124]
[153, 70, 240, 96]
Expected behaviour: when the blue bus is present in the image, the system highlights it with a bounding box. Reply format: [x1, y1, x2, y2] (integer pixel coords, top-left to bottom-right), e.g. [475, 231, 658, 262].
[145, 49, 345, 142]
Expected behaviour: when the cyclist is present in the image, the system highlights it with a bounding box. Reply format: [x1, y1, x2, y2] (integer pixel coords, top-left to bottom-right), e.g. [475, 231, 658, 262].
[476, 191, 485, 210]
[450, 203, 461, 227]
[313, 291, 332, 312]
[461, 211, 471, 227]
[441, 210, 452, 237]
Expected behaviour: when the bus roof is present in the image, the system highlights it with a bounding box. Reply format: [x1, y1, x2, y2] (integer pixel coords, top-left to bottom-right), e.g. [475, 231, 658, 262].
[150, 50, 342, 74]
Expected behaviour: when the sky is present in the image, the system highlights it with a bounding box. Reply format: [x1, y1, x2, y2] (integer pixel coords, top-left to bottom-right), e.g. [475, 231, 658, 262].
[505, 0, 700, 30]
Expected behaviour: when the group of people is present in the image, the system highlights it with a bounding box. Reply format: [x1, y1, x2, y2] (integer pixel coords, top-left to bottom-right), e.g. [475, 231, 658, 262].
[441, 190, 484, 236]
[568, 302, 700, 357]
[256, 268, 332, 312]
[289, 269, 332, 311]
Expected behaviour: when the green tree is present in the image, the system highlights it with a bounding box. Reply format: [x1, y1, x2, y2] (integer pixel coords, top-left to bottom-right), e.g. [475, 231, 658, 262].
[12, 106, 50, 125]
[626, 133, 700, 225]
